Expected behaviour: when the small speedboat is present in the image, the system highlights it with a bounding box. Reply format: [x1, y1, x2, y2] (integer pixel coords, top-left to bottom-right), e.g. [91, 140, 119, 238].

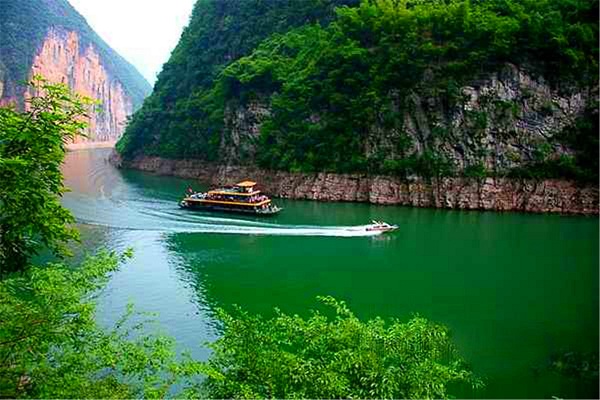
[365, 220, 398, 233]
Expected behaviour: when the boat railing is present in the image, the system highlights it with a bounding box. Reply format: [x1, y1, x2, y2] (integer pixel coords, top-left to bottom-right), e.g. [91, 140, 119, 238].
[204, 193, 270, 204]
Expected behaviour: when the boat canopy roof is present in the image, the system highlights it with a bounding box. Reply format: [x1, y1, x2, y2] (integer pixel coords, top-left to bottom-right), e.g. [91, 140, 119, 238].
[235, 180, 256, 188]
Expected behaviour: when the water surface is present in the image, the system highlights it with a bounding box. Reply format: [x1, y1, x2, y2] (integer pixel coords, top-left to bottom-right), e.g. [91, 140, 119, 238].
[63, 149, 599, 398]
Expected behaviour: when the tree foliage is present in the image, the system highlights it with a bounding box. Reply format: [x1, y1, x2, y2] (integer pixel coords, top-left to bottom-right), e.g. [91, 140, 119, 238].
[119, 0, 598, 181]
[0, 251, 194, 398]
[198, 297, 481, 399]
[117, 0, 358, 159]
[220, 0, 598, 175]
[0, 79, 196, 398]
[0, 77, 92, 275]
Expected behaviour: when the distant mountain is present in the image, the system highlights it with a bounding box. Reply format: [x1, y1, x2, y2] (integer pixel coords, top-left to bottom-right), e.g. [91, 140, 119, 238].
[0, 0, 152, 142]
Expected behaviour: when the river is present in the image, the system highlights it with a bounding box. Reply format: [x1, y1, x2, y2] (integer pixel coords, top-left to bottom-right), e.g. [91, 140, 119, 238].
[62, 148, 599, 398]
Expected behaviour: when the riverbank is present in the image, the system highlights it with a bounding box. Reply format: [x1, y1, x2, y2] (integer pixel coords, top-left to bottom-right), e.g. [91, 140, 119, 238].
[66, 140, 116, 151]
[110, 153, 599, 215]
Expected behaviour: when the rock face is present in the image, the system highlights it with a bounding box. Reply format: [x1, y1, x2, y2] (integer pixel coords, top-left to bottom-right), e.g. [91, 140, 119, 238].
[0, 0, 151, 143]
[111, 153, 599, 215]
[221, 98, 271, 162]
[393, 64, 589, 172]
[28, 28, 132, 142]
[222, 64, 592, 173]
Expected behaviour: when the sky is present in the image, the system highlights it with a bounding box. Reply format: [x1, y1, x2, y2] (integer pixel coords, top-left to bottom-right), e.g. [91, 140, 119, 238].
[69, 0, 197, 84]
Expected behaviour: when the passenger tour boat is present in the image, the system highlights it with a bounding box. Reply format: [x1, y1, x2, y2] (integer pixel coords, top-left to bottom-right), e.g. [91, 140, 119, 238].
[180, 181, 282, 215]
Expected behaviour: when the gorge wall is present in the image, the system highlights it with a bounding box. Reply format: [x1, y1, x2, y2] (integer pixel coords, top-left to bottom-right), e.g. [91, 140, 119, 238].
[0, 0, 151, 143]
[117, 0, 597, 184]
[221, 63, 594, 174]
[113, 0, 597, 214]
[28, 29, 132, 143]
[112, 154, 599, 215]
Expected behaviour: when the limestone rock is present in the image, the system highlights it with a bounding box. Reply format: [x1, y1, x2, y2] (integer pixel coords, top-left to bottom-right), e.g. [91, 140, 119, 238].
[118, 153, 599, 215]
[27, 28, 133, 143]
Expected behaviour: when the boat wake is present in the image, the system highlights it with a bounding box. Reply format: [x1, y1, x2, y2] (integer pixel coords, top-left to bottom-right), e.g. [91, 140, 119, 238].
[78, 219, 383, 237]
[69, 196, 383, 238]
[61, 151, 387, 238]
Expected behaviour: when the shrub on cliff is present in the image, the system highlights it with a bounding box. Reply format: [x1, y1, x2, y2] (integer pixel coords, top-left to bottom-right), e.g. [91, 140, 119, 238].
[219, 0, 598, 176]
[117, 0, 358, 159]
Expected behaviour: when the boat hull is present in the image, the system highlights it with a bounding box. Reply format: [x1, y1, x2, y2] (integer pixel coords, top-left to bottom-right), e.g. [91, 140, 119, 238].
[365, 225, 398, 233]
[180, 200, 281, 216]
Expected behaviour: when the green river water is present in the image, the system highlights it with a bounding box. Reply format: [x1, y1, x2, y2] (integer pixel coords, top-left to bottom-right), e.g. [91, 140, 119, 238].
[62, 149, 598, 398]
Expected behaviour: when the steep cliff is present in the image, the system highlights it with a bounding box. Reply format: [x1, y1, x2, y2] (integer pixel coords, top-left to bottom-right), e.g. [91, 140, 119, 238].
[28, 28, 133, 142]
[116, 0, 358, 158]
[118, 0, 597, 179]
[0, 0, 151, 142]
[111, 154, 599, 215]
[221, 63, 596, 178]
[116, 0, 598, 211]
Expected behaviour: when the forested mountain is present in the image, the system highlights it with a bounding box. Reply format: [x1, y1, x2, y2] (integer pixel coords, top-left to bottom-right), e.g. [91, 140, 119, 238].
[118, 0, 358, 157]
[118, 0, 598, 182]
[0, 0, 151, 141]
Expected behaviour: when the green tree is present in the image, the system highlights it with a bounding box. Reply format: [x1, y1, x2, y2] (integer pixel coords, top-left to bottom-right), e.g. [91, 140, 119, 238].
[198, 296, 482, 399]
[0, 251, 193, 398]
[0, 79, 196, 398]
[117, 0, 358, 159]
[0, 76, 89, 275]
[118, 0, 597, 181]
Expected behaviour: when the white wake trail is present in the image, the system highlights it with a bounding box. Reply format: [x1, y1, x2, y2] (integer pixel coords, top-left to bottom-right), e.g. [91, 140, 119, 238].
[69, 191, 385, 238]
[78, 219, 383, 237]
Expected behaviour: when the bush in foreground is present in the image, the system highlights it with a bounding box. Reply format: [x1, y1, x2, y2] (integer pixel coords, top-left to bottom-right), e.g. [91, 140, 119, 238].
[198, 297, 482, 399]
[0, 251, 193, 398]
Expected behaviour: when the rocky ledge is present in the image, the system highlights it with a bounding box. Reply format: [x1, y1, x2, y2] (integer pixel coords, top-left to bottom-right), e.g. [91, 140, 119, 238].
[110, 153, 599, 215]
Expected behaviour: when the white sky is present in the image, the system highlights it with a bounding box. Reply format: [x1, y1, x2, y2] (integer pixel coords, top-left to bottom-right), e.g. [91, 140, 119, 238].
[69, 0, 197, 84]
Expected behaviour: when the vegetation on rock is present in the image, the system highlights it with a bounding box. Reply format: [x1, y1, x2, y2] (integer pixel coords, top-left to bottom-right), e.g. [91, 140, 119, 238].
[118, 0, 598, 183]
[117, 0, 357, 159]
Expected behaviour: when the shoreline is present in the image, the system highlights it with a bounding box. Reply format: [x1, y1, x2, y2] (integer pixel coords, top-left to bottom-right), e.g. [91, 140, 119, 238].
[66, 140, 116, 151]
[108, 152, 599, 216]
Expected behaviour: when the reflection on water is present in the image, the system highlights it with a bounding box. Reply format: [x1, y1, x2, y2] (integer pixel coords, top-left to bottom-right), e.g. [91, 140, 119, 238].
[62, 149, 599, 399]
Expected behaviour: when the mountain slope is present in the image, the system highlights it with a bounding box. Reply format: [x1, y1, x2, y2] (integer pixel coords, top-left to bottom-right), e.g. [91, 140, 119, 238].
[0, 0, 152, 141]
[117, 0, 358, 157]
[118, 0, 597, 183]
